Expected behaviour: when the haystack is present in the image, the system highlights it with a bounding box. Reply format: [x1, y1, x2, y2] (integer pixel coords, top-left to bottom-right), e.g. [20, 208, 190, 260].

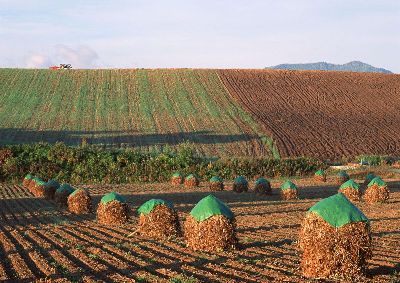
[209, 176, 224, 191]
[27, 177, 39, 194]
[137, 199, 181, 239]
[280, 180, 298, 200]
[184, 174, 200, 188]
[314, 169, 326, 182]
[299, 193, 372, 280]
[184, 195, 237, 252]
[338, 180, 361, 202]
[31, 178, 47, 197]
[253, 178, 272, 195]
[171, 172, 184, 186]
[22, 174, 33, 189]
[363, 173, 376, 187]
[67, 189, 92, 214]
[54, 184, 75, 207]
[363, 177, 390, 203]
[336, 170, 349, 185]
[44, 179, 60, 199]
[232, 176, 248, 193]
[97, 192, 129, 225]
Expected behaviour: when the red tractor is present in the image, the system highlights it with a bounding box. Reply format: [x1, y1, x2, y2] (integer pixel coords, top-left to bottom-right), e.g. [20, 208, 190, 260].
[49, 64, 72, 70]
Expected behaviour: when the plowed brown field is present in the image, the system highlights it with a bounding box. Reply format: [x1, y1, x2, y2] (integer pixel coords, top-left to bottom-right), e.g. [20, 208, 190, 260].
[0, 180, 399, 282]
[219, 69, 400, 159]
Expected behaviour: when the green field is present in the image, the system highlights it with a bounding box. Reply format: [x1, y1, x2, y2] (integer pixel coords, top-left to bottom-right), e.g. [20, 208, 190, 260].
[0, 69, 277, 157]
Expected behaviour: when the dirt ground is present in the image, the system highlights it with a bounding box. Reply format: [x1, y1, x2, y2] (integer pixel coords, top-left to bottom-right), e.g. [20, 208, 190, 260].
[219, 69, 400, 159]
[0, 178, 399, 282]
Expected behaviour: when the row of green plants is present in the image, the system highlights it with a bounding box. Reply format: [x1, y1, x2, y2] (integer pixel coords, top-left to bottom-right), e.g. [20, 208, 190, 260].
[355, 155, 397, 166]
[0, 142, 323, 184]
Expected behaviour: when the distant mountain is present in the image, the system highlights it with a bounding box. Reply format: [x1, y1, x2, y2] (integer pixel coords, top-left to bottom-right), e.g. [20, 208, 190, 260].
[267, 61, 392, 74]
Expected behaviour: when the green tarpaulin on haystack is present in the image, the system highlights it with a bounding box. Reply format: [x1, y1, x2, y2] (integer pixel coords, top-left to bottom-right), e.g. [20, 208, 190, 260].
[46, 179, 60, 189]
[69, 188, 87, 197]
[315, 169, 325, 176]
[100, 192, 126, 204]
[255, 178, 269, 186]
[137, 199, 173, 215]
[281, 180, 297, 191]
[56, 184, 75, 194]
[234, 176, 248, 185]
[210, 176, 223, 183]
[340, 180, 360, 190]
[308, 193, 369, 228]
[337, 171, 349, 178]
[32, 177, 46, 186]
[172, 172, 183, 178]
[365, 173, 376, 183]
[190, 194, 234, 222]
[24, 174, 33, 180]
[185, 174, 197, 180]
[368, 177, 386, 187]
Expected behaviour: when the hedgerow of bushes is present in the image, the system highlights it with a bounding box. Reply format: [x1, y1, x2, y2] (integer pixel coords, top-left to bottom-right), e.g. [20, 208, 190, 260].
[0, 142, 323, 184]
[356, 155, 395, 166]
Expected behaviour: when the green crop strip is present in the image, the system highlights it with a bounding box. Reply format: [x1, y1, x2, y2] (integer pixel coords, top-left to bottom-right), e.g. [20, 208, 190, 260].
[0, 68, 277, 158]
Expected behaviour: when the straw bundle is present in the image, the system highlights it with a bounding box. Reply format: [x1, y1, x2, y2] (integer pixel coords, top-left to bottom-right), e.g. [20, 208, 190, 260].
[184, 215, 237, 252]
[299, 213, 371, 279]
[253, 178, 272, 195]
[68, 189, 92, 214]
[184, 174, 199, 188]
[138, 203, 181, 239]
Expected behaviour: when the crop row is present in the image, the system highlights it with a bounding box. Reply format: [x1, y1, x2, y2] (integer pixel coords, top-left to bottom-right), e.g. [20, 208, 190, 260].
[0, 68, 276, 158]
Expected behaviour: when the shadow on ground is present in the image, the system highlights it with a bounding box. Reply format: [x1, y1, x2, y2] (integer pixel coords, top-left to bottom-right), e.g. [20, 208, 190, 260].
[0, 128, 258, 148]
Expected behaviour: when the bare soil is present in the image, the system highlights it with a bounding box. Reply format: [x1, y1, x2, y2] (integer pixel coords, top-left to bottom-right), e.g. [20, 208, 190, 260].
[0, 178, 399, 282]
[219, 69, 400, 160]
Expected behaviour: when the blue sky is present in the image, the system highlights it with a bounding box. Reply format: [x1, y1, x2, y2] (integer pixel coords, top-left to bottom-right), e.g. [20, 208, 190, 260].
[0, 0, 399, 72]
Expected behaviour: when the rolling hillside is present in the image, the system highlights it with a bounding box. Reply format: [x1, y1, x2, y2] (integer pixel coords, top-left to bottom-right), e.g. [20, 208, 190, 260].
[219, 69, 400, 159]
[268, 61, 392, 74]
[0, 69, 275, 157]
[1, 68, 400, 160]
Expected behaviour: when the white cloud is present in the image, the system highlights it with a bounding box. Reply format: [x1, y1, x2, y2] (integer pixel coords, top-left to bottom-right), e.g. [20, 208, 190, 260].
[25, 54, 53, 68]
[54, 45, 99, 68]
[24, 45, 99, 69]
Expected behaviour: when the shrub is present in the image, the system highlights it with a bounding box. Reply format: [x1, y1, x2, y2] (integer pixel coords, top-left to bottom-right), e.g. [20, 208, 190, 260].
[0, 142, 323, 184]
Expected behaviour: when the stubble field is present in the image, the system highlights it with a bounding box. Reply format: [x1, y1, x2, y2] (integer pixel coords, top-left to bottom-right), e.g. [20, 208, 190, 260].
[0, 179, 399, 282]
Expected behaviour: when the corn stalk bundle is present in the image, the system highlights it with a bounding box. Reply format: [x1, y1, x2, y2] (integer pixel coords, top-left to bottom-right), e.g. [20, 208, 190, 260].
[68, 189, 92, 214]
[299, 193, 372, 280]
[184, 195, 237, 252]
[137, 199, 181, 239]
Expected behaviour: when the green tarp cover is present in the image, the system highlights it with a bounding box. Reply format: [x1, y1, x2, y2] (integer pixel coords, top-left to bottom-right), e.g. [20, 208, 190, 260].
[315, 169, 325, 176]
[137, 199, 173, 215]
[255, 178, 269, 186]
[56, 184, 75, 194]
[101, 192, 126, 204]
[365, 173, 376, 182]
[69, 188, 86, 197]
[185, 174, 196, 180]
[210, 176, 223, 183]
[337, 171, 349, 178]
[368, 177, 386, 187]
[234, 176, 248, 185]
[46, 179, 60, 189]
[308, 193, 369, 228]
[172, 172, 183, 178]
[339, 180, 360, 190]
[281, 180, 297, 191]
[24, 174, 33, 180]
[32, 177, 46, 186]
[190, 194, 234, 222]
